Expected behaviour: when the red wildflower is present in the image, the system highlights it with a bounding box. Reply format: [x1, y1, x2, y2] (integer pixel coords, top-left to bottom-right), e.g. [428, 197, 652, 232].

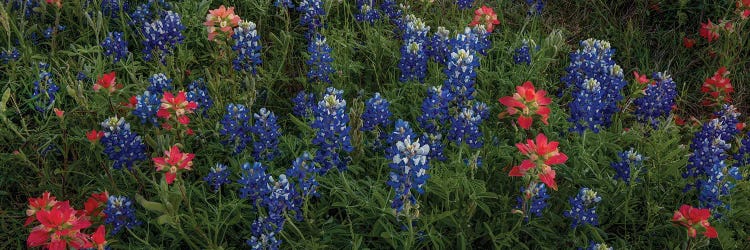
[204, 5, 242, 41]
[672, 204, 718, 239]
[508, 133, 567, 191]
[53, 108, 64, 118]
[469, 5, 500, 33]
[498, 81, 552, 130]
[153, 145, 195, 184]
[701, 67, 733, 106]
[94, 72, 120, 94]
[25, 192, 59, 226]
[157, 91, 197, 123]
[699, 20, 720, 43]
[633, 71, 650, 84]
[45, 0, 62, 8]
[86, 129, 104, 143]
[82, 191, 109, 219]
[27, 201, 93, 249]
[91, 225, 107, 250]
[682, 37, 695, 48]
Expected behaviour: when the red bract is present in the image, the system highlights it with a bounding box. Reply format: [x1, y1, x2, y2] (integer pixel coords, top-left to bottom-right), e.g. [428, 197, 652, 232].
[94, 72, 120, 94]
[469, 5, 500, 33]
[27, 201, 93, 250]
[498, 81, 551, 130]
[25, 191, 58, 226]
[701, 67, 733, 107]
[91, 225, 107, 250]
[633, 71, 649, 84]
[508, 133, 567, 190]
[699, 20, 720, 43]
[86, 129, 104, 143]
[683, 37, 696, 48]
[53, 108, 64, 118]
[204, 5, 242, 41]
[45, 0, 62, 8]
[82, 191, 109, 219]
[153, 145, 195, 184]
[157, 91, 198, 128]
[672, 204, 718, 239]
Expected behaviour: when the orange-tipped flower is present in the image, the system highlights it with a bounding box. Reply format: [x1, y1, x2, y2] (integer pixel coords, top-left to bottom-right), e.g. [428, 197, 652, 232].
[701, 67, 733, 106]
[672, 204, 718, 238]
[498, 81, 551, 130]
[204, 5, 242, 41]
[157, 91, 198, 126]
[469, 5, 500, 33]
[509, 133, 567, 190]
[153, 145, 195, 184]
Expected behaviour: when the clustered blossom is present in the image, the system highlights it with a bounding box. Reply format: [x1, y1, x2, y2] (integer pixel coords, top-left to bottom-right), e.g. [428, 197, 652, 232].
[142, 11, 185, 63]
[469, 5, 500, 33]
[734, 131, 750, 170]
[700, 67, 733, 107]
[186, 78, 214, 117]
[204, 5, 241, 42]
[585, 242, 613, 250]
[699, 19, 723, 43]
[514, 183, 550, 221]
[418, 86, 451, 133]
[0, 47, 21, 64]
[444, 33, 480, 107]
[93, 71, 120, 94]
[448, 105, 484, 148]
[297, 0, 326, 31]
[153, 145, 195, 184]
[292, 90, 317, 117]
[683, 105, 741, 214]
[466, 26, 491, 55]
[204, 163, 232, 192]
[525, 0, 545, 16]
[672, 204, 718, 238]
[275, 0, 294, 8]
[238, 162, 272, 204]
[251, 108, 282, 162]
[312, 87, 353, 174]
[286, 152, 320, 198]
[306, 33, 336, 84]
[100, 117, 148, 170]
[220, 103, 252, 154]
[634, 72, 678, 127]
[380, 0, 403, 27]
[355, 0, 381, 24]
[32, 63, 60, 112]
[456, 0, 475, 10]
[563, 187, 601, 228]
[147, 73, 173, 95]
[156, 91, 198, 131]
[428, 27, 451, 64]
[361, 92, 392, 132]
[398, 15, 430, 83]
[509, 133, 567, 190]
[26, 200, 91, 249]
[232, 21, 263, 74]
[737, 0, 750, 19]
[104, 195, 140, 235]
[101, 0, 130, 19]
[387, 120, 430, 215]
[512, 40, 533, 65]
[562, 39, 626, 134]
[498, 81, 551, 130]
[610, 148, 646, 185]
[132, 91, 161, 126]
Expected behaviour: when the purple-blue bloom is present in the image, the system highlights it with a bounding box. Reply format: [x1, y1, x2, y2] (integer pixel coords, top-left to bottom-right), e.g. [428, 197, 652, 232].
[186, 78, 213, 117]
[306, 33, 336, 84]
[448, 105, 484, 149]
[361, 92, 392, 132]
[292, 90, 317, 118]
[355, 0, 381, 24]
[251, 108, 282, 162]
[515, 183, 550, 221]
[610, 148, 645, 185]
[100, 117, 148, 170]
[204, 163, 232, 192]
[147, 73, 173, 94]
[220, 104, 252, 154]
[132, 91, 160, 126]
[563, 187, 601, 228]
[141, 11, 185, 63]
[286, 151, 320, 198]
[386, 120, 430, 214]
[232, 21, 263, 74]
[428, 27, 451, 64]
[101, 0, 130, 19]
[238, 162, 272, 207]
[104, 195, 140, 235]
[634, 72, 677, 128]
[31, 63, 59, 113]
[101, 31, 129, 63]
[312, 88, 353, 174]
[456, 0, 475, 10]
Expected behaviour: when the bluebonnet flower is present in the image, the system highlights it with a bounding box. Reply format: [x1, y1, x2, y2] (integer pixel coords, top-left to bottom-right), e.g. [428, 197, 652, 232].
[31, 63, 59, 112]
[584, 241, 613, 250]
[147, 73, 173, 94]
[428, 27, 451, 64]
[444, 34, 479, 108]
[132, 91, 160, 126]
[101, 31, 129, 63]
[141, 11, 185, 63]
[421, 132, 446, 161]
[247, 216, 282, 250]
[515, 183, 550, 221]
[513, 40, 533, 65]
[562, 39, 627, 134]
[77, 71, 88, 82]
[100, 117, 148, 170]
[220, 104, 252, 154]
[380, 0, 403, 27]
[525, 0, 546, 16]
[306, 33, 336, 84]
[418, 86, 452, 133]
[734, 131, 750, 170]
[399, 41, 428, 83]
[297, 0, 325, 30]
[361, 93, 392, 132]
[473, 101, 490, 120]
[387, 120, 430, 214]
[232, 21, 263, 74]
[634, 72, 677, 127]
[0, 47, 21, 64]
[265, 174, 303, 222]
[355, 0, 380, 24]
[286, 151, 320, 198]
[563, 187, 602, 228]
[312, 87, 353, 174]
[448, 105, 483, 148]
[251, 108, 282, 162]
[43, 25, 64, 39]
[204, 163, 232, 192]
[699, 161, 737, 214]
[402, 14, 430, 44]
[456, 0, 474, 10]
[610, 148, 646, 185]
[101, 0, 130, 19]
[467, 26, 490, 55]
[275, 0, 294, 8]
[8, 0, 39, 19]
[186, 78, 213, 117]
[103, 195, 140, 235]
[238, 162, 272, 205]
[387, 119, 416, 158]
[292, 90, 317, 117]
[128, 3, 153, 27]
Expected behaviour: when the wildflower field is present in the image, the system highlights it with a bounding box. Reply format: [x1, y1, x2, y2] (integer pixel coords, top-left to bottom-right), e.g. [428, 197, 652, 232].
[2, 0, 750, 249]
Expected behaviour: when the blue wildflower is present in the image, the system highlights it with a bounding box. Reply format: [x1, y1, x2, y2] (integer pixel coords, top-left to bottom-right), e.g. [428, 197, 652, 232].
[292, 90, 317, 117]
[386, 120, 430, 214]
[0, 47, 21, 64]
[265, 174, 303, 222]
[513, 40, 533, 65]
[128, 3, 153, 27]
[312, 87, 353, 174]
[43, 25, 64, 39]
[147, 73, 173, 95]
[734, 131, 750, 170]
[186, 78, 213, 117]
[101, 31, 129, 63]
[634, 72, 677, 128]
[361, 93, 392, 132]
[232, 21, 263, 74]
[355, 0, 380, 24]
[31, 63, 59, 112]
[444, 33, 479, 108]
[286, 151, 320, 198]
[306, 33, 336, 84]
[247, 216, 282, 250]
[515, 183, 550, 221]
[525, 0, 545, 16]
[448, 106, 484, 148]
[467, 26, 490, 55]
[101, 0, 130, 19]
[8, 0, 39, 19]
[297, 0, 325, 30]
[562, 39, 627, 134]
[220, 104, 252, 154]
[251, 108, 282, 162]
[141, 11, 185, 63]
[103, 195, 140, 235]
[380, 0, 403, 27]
[421, 133, 446, 161]
[418, 86, 452, 133]
[584, 241, 613, 250]
[387, 119, 416, 158]
[610, 148, 646, 185]
[204, 163, 232, 192]
[428, 27, 451, 64]
[238, 162, 272, 206]
[132, 91, 160, 126]
[399, 41, 428, 83]
[563, 187, 602, 228]
[100, 117, 148, 170]
[456, 0, 474, 10]
[274, 0, 294, 8]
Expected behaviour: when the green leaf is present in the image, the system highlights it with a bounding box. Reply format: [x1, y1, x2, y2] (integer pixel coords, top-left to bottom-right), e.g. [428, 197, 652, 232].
[0, 88, 9, 113]
[156, 214, 172, 225]
[136, 194, 167, 214]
